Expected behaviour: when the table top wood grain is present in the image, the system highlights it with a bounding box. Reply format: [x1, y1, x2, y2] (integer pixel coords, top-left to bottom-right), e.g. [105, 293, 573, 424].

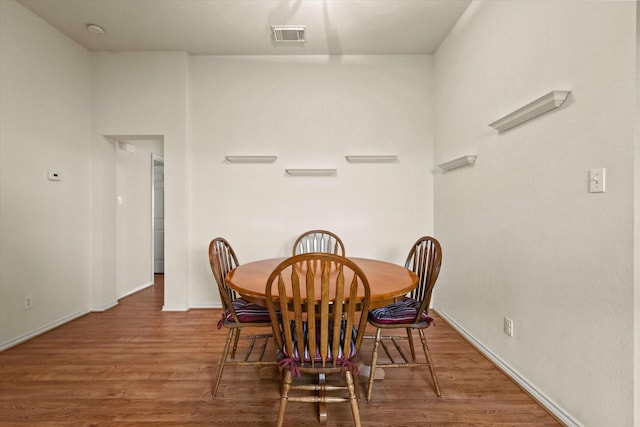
[226, 257, 417, 309]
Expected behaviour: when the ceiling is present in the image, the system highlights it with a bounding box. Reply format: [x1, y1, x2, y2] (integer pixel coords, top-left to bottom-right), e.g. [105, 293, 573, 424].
[18, 0, 472, 55]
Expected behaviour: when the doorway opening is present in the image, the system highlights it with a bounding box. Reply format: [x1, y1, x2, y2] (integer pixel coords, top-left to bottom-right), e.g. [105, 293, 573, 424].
[152, 154, 165, 276]
[109, 134, 164, 300]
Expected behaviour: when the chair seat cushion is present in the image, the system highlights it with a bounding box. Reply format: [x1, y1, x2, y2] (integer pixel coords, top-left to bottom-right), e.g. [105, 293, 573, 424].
[368, 297, 432, 325]
[225, 298, 271, 323]
[282, 320, 357, 363]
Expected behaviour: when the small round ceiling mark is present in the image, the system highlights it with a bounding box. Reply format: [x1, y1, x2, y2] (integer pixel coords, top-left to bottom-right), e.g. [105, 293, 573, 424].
[86, 23, 105, 36]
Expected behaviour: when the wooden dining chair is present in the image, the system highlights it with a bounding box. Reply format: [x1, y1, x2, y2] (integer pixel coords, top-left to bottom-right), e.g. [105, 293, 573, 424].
[292, 229, 346, 256]
[265, 253, 371, 427]
[208, 237, 275, 397]
[365, 236, 443, 401]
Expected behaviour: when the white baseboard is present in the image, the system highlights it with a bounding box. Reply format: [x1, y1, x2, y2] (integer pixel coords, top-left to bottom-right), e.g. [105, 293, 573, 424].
[93, 281, 155, 312]
[189, 303, 223, 309]
[91, 300, 118, 312]
[0, 309, 90, 352]
[434, 308, 579, 427]
[0, 286, 221, 351]
[162, 305, 189, 312]
[119, 281, 154, 299]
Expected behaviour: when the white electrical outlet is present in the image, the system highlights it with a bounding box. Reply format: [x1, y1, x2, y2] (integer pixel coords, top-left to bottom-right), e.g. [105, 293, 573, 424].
[24, 295, 33, 310]
[504, 317, 514, 337]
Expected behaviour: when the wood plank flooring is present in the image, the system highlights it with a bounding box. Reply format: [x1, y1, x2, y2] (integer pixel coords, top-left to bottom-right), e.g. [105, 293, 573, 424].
[0, 275, 561, 426]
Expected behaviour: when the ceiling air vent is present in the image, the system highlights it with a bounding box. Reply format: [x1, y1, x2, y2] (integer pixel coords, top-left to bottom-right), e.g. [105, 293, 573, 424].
[272, 25, 306, 42]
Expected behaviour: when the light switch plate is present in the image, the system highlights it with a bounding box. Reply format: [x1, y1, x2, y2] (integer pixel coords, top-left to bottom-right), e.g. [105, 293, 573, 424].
[589, 168, 605, 193]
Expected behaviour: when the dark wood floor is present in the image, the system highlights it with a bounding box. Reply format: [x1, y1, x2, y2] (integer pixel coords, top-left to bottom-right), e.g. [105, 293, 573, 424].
[0, 275, 561, 426]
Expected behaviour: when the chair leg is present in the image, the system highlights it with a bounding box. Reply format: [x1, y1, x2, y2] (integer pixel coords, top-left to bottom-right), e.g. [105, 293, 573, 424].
[230, 328, 241, 360]
[212, 328, 235, 397]
[276, 369, 292, 427]
[366, 328, 382, 401]
[418, 329, 441, 397]
[353, 366, 361, 401]
[345, 370, 362, 427]
[406, 327, 416, 360]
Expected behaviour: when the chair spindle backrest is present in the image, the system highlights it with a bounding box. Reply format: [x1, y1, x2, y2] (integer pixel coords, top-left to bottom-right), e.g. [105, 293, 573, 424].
[265, 253, 370, 369]
[292, 230, 346, 256]
[405, 236, 442, 322]
[208, 237, 241, 321]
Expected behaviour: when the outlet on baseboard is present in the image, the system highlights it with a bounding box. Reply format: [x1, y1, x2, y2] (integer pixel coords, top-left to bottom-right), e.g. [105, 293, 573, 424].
[24, 295, 33, 310]
[503, 317, 514, 337]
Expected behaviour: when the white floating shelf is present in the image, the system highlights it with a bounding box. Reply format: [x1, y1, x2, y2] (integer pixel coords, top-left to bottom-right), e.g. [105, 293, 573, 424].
[345, 155, 398, 163]
[438, 155, 477, 172]
[285, 168, 337, 176]
[225, 155, 277, 163]
[489, 90, 571, 132]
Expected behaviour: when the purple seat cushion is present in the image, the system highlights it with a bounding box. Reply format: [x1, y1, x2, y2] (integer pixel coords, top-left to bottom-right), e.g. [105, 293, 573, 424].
[225, 298, 271, 323]
[368, 297, 432, 325]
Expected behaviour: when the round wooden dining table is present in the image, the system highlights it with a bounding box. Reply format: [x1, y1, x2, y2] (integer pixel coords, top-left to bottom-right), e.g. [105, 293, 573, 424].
[225, 257, 418, 309]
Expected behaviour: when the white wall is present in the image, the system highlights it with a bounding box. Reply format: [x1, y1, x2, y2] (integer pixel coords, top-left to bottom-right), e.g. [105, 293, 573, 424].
[188, 55, 435, 307]
[434, 1, 636, 425]
[116, 139, 164, 298]
[91, 51, 189, 311]
[636, 4, 640, 424]
[0, 0, 92, 347]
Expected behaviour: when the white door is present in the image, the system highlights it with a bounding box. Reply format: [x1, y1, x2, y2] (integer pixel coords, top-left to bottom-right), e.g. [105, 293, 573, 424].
[153, 159, 164, 273]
